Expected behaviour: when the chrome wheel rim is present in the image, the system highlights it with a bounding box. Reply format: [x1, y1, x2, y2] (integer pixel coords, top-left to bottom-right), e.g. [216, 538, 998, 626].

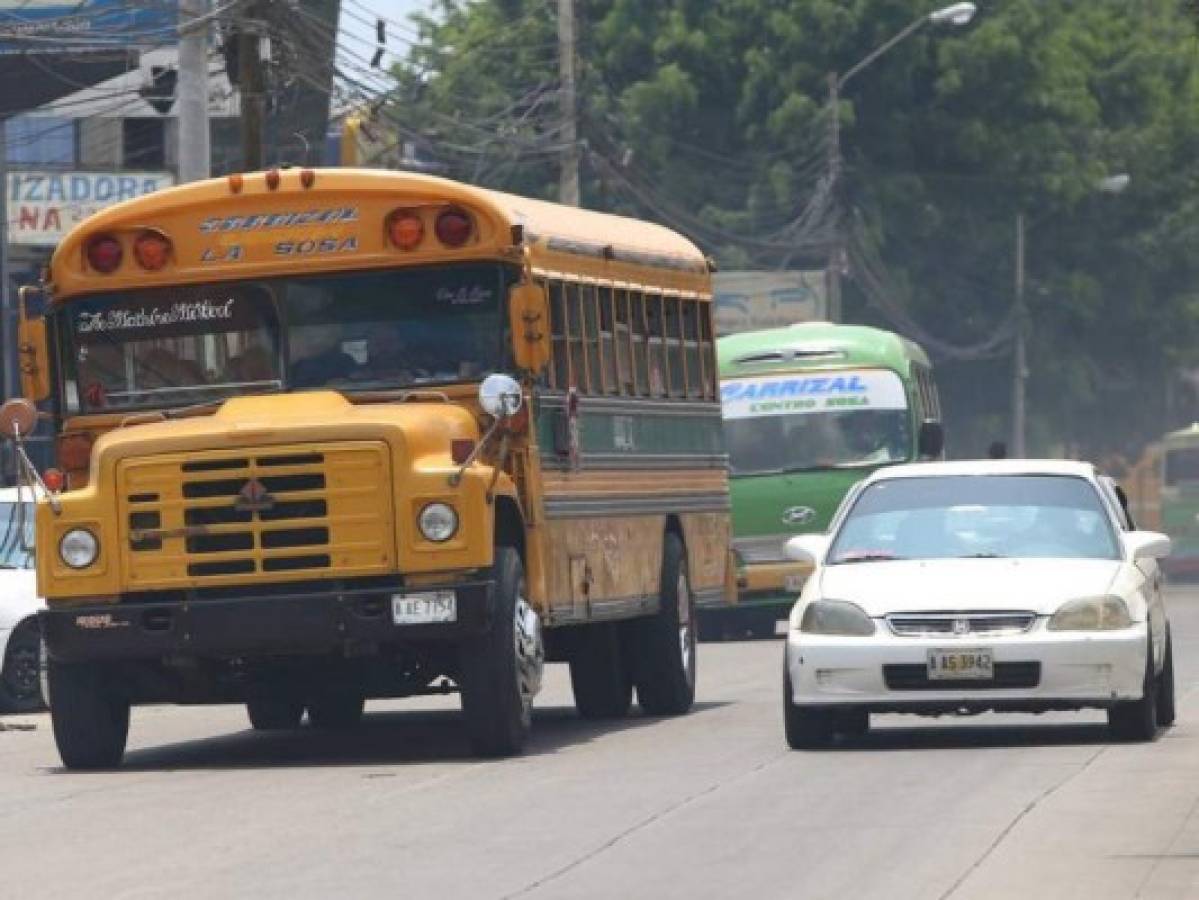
[677, 570, 694, 689]
[513, 578, 544, 723]
[5, 637, 40, 705]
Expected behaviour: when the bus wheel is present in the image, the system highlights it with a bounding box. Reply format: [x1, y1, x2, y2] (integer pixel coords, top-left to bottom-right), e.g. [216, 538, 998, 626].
[246, 697, 305, 731]
[569, 623, 632, 719]
[628, 533, 696, 716]
[459, 546, 544, 756]
[48, 660, 130, 770]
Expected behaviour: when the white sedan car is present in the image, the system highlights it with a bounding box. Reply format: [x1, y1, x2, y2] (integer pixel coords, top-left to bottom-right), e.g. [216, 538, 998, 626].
[0, 487, 43, 713]
[783, 460, 1173, 747]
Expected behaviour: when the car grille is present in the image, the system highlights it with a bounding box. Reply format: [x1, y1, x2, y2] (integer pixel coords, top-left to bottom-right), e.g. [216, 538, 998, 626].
[883, 662, 1041, 691]
[119, 442, 395, 587]
[886, 612, 1037, 637]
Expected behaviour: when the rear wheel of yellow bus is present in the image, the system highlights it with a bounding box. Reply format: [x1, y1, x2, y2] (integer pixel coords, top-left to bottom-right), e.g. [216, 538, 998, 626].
[627, 533, 696, 715]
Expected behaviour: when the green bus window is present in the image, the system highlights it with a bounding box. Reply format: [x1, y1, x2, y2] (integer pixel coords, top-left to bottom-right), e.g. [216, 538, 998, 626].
[549, 280, 570, 390]
[630, 291, 648, 396]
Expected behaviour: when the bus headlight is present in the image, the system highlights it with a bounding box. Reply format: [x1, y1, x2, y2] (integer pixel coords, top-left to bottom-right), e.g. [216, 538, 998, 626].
[418, 503, 458, 542]
[59, 528, 99, 569]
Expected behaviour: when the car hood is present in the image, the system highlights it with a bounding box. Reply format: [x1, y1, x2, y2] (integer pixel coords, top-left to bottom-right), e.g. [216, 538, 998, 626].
[816, 558, 1123, 616]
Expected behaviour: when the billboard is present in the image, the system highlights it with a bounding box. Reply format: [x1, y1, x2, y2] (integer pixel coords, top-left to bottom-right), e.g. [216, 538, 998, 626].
[713, 270, 827, 336]
[0, 0, 177, 54]
[7, 170, 176, 246]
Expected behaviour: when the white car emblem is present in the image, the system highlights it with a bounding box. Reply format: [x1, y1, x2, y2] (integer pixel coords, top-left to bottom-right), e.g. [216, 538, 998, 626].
[782, 506, 816, 526]
[953, 618, 970, 636]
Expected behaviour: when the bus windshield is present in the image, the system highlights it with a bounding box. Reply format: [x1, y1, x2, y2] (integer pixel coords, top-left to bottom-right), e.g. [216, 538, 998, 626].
[63, 263, 511, 414]
[1164, 446, 1199, 486]
[721, 368, 911, 476]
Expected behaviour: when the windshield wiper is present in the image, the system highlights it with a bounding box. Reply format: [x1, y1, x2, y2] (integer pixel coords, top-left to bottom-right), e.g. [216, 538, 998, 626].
[957, 552, 1007, 558]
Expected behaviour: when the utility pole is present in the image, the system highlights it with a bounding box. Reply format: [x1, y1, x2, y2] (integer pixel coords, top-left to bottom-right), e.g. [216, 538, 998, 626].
[1011, 211, 1027, 458]
[557, 0, 579, 206]
[177, 0, 211, 183]
[825, 73, 842, 323]
[0, 117, 11, 403]
[238, 1, 267, 171]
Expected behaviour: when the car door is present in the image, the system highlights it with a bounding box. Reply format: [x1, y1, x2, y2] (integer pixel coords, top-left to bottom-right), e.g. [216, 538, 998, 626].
[1101, 476, 1167, 667]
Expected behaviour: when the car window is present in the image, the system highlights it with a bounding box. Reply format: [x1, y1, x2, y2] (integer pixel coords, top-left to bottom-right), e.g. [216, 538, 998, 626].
[0, 500, 35, 569]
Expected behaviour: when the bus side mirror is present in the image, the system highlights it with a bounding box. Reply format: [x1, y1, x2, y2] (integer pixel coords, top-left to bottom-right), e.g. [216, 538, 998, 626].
[918, 420, 944, 459]
[508, 281, 550, 374]
[17, 287, 50, 403]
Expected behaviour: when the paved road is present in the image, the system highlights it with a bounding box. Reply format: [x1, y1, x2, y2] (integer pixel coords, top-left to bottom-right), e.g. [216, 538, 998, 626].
[6, 588, 1199, 899]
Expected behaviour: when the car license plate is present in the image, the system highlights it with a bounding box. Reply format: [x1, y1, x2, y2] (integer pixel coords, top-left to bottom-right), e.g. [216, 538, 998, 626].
[392, 591, 457, 625]
[927, 648, 993, 680]
[784, 573, 806, 593]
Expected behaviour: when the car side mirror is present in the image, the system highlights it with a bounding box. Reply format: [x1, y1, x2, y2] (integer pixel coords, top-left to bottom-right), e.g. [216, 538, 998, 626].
[785, 533, 830, 567]
[918, 420, 944, 459]
[508, 280, 550, 374]
[1125, 530, 1171, 561]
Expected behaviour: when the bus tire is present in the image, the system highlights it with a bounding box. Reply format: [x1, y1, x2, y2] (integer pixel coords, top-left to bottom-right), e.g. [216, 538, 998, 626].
[569, 623, 632, 719]
[459, 546, 544, 757]
[246, 697, 305, 731]
[306, 692, 365, 730]
[628, 532, 696, 716]
[48, 659, 129, 770]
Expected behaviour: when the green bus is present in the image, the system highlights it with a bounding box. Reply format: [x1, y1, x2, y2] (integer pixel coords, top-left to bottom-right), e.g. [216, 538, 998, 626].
[1160, 424, 1199, 577]
[706, 323, 943, 637]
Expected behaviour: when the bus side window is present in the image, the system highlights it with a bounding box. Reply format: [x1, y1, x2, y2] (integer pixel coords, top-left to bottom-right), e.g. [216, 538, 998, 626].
[630, 291, 648, 396]
[549, 280, 570, 390]
[645, 293, 666, 397]
[664, 296, 684, 398]
[581, 283, 600, 395]
[614, 288, 633, 395]
[598, 285, 618, 395]
[565, 281, 587, 391]
[682, 299, 702, 398]
[699, 301, 717, 399]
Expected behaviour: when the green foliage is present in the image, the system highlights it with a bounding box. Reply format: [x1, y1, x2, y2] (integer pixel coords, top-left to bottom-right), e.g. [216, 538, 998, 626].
[388, 0, 1199, 460]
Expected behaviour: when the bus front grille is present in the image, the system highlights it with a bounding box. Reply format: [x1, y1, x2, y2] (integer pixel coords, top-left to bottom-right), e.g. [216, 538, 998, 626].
[120, 443, 394, 587]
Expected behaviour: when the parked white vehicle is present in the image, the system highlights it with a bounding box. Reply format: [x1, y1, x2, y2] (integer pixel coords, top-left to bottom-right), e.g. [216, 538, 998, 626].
[783, 460, 1173, 747]
[0, 487, 43, 713]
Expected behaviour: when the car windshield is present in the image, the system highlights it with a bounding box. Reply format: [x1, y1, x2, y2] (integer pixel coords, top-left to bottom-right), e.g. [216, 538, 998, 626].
[0, 500, 35, 569]
[828, 474, 1121, 563]
[1164, 447, 1199, 486]
[721, 368, 912, 475]
[63, 263, 512, 413]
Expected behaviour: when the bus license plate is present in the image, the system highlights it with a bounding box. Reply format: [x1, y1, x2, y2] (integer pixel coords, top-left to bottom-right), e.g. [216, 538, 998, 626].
[927, 648, 993, 680]
[392, 591, 457, 625]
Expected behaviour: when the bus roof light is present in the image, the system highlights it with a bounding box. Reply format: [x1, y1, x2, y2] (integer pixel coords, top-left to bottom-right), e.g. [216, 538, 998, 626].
[42, 468, 64, 493]
[387, 210, 424, 251]
[228, 173, 244, 193]
[86, 235, 123, 274]
[435, 207, 473, 247]
[133, 230, 172, 271]
[300, 169, 316, 188]
[265, 169, 281, 190]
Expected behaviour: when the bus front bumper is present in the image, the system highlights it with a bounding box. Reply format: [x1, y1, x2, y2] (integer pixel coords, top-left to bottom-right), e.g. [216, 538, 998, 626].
[40, 577, 496, 663]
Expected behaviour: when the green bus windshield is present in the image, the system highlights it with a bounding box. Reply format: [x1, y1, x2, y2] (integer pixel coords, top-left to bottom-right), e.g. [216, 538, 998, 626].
[720, 368, 911, 476]
[1165, 446, 1199, 486]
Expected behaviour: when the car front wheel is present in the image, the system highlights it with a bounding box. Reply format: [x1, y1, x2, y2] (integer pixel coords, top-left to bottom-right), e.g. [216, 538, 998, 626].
[1108, 632, 1159, 742]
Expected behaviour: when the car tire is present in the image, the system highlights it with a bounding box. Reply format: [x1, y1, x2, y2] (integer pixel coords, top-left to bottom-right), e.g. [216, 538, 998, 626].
[246, 697, 305, 731]
[626, 533, 696, 716]
[1157, 627, 1176, 728]
[48, 659, 129, 770]
[1108, 632, 1158, 742]
[0, 618, 44, 713]
[783, 671, 834, 750]
[306, 692, 366, 730]
[569, 623, 632, 719]
[459, 546, 543, 757]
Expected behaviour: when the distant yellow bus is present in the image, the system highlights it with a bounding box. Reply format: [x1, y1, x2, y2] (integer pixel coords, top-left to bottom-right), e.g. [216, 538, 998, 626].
[16, 168, 731, 768]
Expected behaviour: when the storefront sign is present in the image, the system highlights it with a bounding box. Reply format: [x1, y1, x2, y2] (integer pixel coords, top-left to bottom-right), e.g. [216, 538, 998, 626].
[714, 270, 827, 336]
[0, 1, 177, 54]
[6, 170, 175, 246]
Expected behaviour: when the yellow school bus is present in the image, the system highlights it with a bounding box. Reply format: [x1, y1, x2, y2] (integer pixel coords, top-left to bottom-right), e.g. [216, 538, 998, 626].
[15, 168, 731, 768]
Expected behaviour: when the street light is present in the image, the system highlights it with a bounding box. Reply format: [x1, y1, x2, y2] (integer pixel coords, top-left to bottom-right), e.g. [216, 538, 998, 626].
[825, 3, 977, 321]
[1010, 173, 1131, 457]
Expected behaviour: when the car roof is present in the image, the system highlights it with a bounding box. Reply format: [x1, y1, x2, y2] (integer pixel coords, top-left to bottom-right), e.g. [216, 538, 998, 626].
[0, 487, 24, 502]
[862, 459, 1100, 484]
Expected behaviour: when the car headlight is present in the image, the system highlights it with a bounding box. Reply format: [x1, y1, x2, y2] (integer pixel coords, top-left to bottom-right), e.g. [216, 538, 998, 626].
[798, 599, 875, 636]
[59, 528, 99, 569]
[418, 502, 458, 542]
[1048, 595, 1133, 631]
